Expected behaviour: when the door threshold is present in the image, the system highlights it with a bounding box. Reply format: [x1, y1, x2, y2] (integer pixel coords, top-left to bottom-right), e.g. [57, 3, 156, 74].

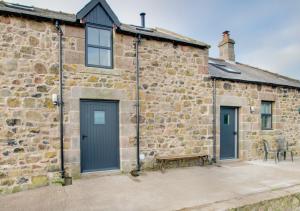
[218, 159, 241, 163]
[81, 169, 121, 179]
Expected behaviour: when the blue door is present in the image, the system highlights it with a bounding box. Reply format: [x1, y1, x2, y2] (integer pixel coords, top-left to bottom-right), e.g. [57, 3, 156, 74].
[220, 107, 237, 159]
[80, 100, 119, 172]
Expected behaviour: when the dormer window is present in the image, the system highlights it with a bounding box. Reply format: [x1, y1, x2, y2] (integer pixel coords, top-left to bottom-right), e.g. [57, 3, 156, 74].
[86, 25, 113, 68]
[77, 0, 120, 69]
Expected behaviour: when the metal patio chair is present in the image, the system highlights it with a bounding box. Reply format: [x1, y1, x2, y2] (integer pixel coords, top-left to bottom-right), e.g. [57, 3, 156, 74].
[276, 138, 294, 162]
[263, 140, 278, 163]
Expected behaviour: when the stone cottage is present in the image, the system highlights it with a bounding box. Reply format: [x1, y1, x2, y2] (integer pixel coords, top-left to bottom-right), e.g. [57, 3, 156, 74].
[0, 0, 299, 194]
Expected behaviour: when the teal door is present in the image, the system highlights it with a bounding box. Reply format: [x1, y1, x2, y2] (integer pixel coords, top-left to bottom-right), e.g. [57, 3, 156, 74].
[80, 100, 119, 172]
[220, 107, 237, 159]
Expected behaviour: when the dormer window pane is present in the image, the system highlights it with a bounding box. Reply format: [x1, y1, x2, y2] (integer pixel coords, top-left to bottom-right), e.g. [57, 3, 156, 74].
[100, 49, 111, 67]
[87, 47, 100, 66]
[88, 27, 100, 46]
[100, 29, 111, 48]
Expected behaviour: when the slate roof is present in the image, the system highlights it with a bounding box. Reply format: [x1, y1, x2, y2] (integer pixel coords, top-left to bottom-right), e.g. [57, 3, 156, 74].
[0, 1, 76, 23]
[117, 24, 210, 49]
[209, 58, 300, 89]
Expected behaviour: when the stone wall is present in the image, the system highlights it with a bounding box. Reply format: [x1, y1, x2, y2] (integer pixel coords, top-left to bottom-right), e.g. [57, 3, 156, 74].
[0, 14, 299, 195]
[138, 40, 212, 169]
[215, 80, 300, 160]
[0, 16, 61, 194]
[0, 15, 210, 193]
[61, 24, 211, 173]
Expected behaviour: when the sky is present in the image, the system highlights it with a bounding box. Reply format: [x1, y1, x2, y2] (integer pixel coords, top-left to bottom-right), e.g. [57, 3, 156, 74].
[5, 0, 300, 80]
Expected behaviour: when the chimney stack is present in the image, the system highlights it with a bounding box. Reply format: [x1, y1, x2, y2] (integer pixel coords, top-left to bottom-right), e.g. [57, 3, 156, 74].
[218, 31, 235, 61]
[140, 12, 146, 28]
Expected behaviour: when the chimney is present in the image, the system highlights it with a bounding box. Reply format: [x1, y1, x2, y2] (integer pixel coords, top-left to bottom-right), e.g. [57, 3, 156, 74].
[218, 31, 235, 61]
[140, 12, 146, 28]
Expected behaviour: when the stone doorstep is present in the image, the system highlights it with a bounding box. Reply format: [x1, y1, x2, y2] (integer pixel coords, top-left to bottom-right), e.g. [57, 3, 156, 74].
[179, 184, 300, 211]
[217, 159, 243, 164]
[80, 169, 122, 180]
[214, 159, 245, 168]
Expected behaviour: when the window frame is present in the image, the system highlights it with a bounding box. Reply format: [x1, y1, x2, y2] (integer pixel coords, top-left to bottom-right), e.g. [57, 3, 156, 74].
[261, 101, 273, 130]
[85, 24, 113, 69]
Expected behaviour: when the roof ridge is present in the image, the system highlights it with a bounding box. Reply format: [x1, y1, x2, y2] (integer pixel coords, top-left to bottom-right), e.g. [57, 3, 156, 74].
[236, 62, 300, 84]
[156, 27, 211, 48]
[209, 57, 225, 62]
[156, 27, 192, 40]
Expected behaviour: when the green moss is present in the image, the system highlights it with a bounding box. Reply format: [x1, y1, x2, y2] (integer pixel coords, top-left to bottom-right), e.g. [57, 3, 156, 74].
[12, 186, 21, 193]
[31, 175, 48, 188]
[51, 178, 64, 186]
[0, 172, 6, 179]
[1, 179, 14, 186]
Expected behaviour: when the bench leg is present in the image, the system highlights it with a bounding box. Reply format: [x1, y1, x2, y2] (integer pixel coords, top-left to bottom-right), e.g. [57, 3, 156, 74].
[284, 151, 287, 160]
[199, 157, 204, 166]
[264, 152, 268, 161]
[160, 160, 166, 173]
[204, 155, 209, 164]
[159, 160, 163, 172]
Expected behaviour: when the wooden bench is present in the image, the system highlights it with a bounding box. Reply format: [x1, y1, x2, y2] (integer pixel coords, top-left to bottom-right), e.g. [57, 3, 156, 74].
[156, 154, 209, 172]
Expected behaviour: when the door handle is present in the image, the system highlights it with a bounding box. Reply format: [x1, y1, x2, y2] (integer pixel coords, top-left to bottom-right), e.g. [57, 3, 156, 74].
[233, 132, 237, 135]
[82, 135, 88, 140]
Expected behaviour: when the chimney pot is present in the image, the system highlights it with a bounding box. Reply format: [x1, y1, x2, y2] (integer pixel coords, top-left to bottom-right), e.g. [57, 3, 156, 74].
[140, 12, 146, 28]
[223, 30, 230, 36]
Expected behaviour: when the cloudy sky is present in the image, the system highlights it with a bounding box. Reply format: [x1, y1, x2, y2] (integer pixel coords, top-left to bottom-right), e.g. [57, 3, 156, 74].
[6, 0, 300, 80]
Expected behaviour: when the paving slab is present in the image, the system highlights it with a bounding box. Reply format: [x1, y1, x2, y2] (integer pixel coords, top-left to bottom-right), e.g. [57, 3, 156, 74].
[1, 159, 300, 211]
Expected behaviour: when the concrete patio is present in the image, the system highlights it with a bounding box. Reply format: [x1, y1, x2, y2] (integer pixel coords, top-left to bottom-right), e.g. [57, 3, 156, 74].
[1, 158, 300, 211]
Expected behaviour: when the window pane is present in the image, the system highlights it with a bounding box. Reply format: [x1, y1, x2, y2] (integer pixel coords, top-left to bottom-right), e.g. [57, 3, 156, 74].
[262, 115, 272, 129]
[266, 116, 272, 129]
[88, 47, 100, 66]
[94, 111, 105, 125]
[100, 29, 111, 48]
[224, 114, 230, 125]
[88, 27, 100, 46]
[100, 49, 111, 67]
[261, 103, 267, 113]
[261, 102, 271, 114]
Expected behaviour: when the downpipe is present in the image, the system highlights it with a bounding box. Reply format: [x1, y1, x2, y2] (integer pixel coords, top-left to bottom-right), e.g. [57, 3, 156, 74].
[131, 34, 142, 177]
[212, 78, 217, 163]
[55, 20, 67, 182]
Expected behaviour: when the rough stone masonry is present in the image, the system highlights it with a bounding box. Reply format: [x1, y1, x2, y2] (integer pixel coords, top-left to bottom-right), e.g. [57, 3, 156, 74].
[0, 11, 299, 195]
[0, 15, 211, 194]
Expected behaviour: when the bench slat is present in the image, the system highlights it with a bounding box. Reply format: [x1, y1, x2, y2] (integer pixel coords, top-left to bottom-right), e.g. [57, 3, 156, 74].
[156, 154, 207, 161]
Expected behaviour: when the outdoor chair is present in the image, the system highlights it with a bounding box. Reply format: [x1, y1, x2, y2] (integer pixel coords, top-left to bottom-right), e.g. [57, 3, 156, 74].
[262, 140, 278, 163]
[276, 138, 294, 162]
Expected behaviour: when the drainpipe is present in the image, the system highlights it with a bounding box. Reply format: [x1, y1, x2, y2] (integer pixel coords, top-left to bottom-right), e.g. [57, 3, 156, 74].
[212, 78, 217, 163]
[135, 34, 141, 172]
[55, 20, 65, 178]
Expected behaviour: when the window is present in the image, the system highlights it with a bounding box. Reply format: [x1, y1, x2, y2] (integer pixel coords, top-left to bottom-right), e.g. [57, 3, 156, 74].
[209, 62, 241, 74]
[261, 101, 272, 130]
[224, 114, 230, 125]
[94, 111, 105, 125]
[86, 26, 112, 68]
